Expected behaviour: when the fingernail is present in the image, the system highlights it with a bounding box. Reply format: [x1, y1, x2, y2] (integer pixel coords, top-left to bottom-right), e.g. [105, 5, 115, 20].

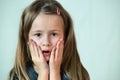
[30, 39, 33, 43]
[62, 40, 64, 44]
[33, 41, 37, 46]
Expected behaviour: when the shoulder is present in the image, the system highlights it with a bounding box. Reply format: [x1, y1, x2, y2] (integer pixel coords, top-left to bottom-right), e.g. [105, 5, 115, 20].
[61, 72, 70, 80]
[9, 66, 37, 80]
[26, 65, 38, 80]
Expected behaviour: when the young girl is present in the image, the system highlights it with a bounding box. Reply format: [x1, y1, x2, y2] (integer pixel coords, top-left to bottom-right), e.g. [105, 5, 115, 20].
[9, 0, 90, 80]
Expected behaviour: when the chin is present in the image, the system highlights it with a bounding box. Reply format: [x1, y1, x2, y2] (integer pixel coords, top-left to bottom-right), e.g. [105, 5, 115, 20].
[45, 56, 50, 61]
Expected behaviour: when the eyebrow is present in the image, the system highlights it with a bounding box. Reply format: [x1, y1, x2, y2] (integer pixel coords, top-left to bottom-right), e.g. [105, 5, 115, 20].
[49, 30, 61, 32]
[31, 29, 61, 33]
[31, 30, 42, 33]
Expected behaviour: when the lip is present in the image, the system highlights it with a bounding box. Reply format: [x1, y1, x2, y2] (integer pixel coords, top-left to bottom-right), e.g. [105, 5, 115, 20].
[42, 50, 51, 56]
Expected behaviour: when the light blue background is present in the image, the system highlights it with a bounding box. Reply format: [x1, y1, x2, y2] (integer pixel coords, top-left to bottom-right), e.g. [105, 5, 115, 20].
[0, 0, 120, 80]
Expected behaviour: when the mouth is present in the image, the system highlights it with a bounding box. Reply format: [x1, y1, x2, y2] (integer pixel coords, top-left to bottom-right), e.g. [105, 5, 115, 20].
[42, 50, 51, 56]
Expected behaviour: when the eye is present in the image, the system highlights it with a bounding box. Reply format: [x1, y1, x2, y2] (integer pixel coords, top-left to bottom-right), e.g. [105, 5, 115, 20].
[35, 33, 41, 37]
[51, 32, 57, 37]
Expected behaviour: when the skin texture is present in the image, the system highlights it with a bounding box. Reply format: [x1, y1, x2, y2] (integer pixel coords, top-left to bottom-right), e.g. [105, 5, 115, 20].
[28, 13, 64, 80]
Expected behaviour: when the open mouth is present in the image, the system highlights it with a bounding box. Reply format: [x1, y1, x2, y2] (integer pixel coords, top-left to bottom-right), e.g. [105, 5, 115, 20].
[42, 50, 51, 56]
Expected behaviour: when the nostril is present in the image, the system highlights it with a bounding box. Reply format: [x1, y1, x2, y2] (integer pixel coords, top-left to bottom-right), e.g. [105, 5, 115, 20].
[42, 43, 51, 46]
[42, 41, 51, 46]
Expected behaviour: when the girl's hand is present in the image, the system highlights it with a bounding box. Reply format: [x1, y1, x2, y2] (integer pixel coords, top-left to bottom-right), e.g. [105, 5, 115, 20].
[49, 39, 64, 80]
[28, 39, 49, 80]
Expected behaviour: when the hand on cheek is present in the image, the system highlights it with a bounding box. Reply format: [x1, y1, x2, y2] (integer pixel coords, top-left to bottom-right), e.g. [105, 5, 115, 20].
[28, 39, 49, 75]
[49, 39, 64, 73]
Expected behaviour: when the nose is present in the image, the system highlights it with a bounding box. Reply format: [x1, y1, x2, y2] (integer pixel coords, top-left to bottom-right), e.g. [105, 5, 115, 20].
[42, 36, 51, 47]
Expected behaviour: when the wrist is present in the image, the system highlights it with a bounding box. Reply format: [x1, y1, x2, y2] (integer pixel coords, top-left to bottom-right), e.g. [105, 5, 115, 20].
[38, 72, 49, 80]
[38, 70, 49, 75]
[50, 70, 61, 80]
[50, 70, 60, 74]
[34, 66, 49, 74]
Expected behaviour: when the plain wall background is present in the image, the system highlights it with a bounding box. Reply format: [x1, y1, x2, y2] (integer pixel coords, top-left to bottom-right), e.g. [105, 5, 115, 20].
[0, 0, 120, 80]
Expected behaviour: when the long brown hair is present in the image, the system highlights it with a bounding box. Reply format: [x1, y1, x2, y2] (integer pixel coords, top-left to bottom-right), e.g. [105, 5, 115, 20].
[9, 0, 90, 80]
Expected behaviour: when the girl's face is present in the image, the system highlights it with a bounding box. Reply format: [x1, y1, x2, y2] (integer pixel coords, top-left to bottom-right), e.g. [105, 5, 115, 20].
[28, 13, 64, 61]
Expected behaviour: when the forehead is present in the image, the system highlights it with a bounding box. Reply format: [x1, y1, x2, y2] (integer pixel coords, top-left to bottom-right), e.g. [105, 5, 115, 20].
[31, 13, 64, 31]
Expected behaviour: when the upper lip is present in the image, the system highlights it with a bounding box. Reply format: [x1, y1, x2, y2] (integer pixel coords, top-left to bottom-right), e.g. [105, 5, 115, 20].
[42, 50, 51, 52]
[42, 48, 52, 52]
[42, 50, 50, 52]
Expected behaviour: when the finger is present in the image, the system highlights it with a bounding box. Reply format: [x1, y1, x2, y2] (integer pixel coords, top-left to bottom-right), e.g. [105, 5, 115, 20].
[37, 46, 46, 61]
[59, 40, 64, 59]
[28, 39, 36, 59]
[32, 40, 39, 58]
[50, 46, 56, 61]
[57, 39, 64, 60]
[32, 40, 46, 61]
[55, 39, 61, 60]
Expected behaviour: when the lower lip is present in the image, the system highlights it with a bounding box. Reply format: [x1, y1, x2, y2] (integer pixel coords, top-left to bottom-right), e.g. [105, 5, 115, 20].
[43, 52, 51, 56]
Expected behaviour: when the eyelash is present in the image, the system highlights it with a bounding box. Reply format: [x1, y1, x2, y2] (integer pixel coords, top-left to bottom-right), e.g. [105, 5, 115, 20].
[34, 33, 41, 37]
[51, 33, 57, 37]
[34, 32, 58, 37]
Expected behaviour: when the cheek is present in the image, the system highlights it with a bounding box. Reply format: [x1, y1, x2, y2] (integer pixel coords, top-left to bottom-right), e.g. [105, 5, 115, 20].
[51, 36, 64, 46]
[51, 38, 59, 46]
[29, 36, 40, 45]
